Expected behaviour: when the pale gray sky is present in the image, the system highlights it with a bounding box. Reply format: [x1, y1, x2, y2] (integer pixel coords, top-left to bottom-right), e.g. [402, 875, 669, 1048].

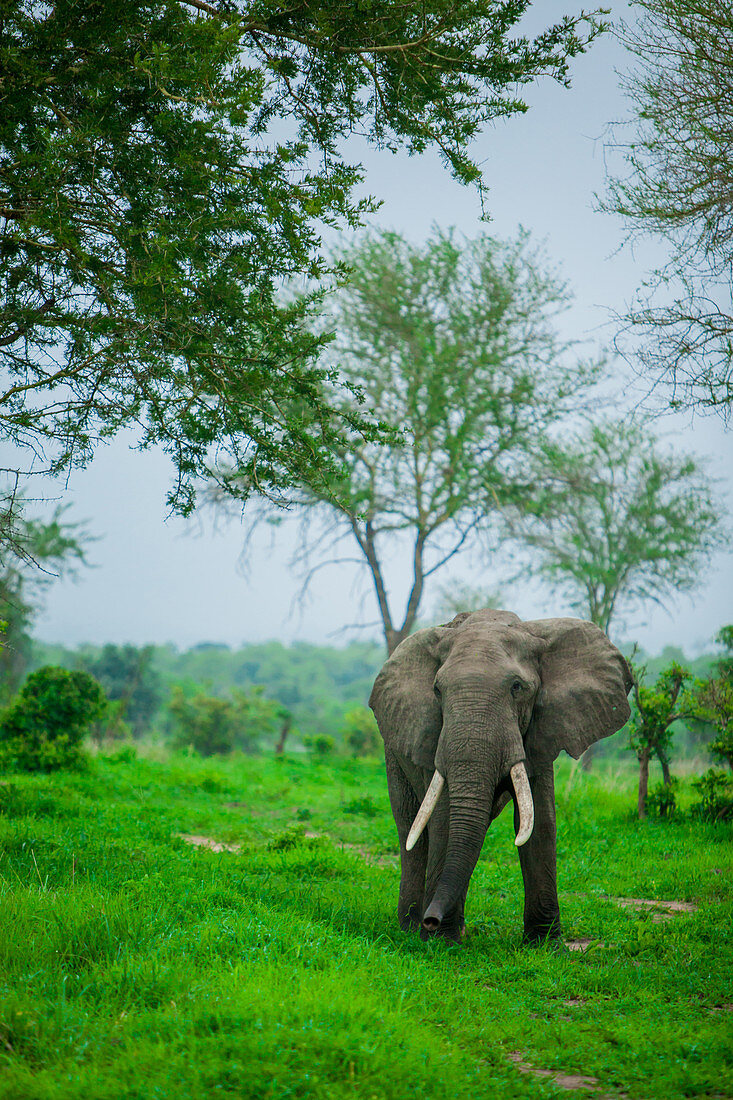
[34, 3, 733, 655]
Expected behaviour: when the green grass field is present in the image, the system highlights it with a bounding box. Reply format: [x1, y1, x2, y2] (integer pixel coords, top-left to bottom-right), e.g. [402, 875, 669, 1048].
[0, 751, 731, 1099]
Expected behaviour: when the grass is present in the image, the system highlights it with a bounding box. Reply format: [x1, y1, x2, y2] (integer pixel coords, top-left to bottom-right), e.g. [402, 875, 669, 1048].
[0, 751, 731, 1099]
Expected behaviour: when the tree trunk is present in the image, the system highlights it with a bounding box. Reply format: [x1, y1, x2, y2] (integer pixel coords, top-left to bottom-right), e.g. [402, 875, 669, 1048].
[274, 717, 291, 755]
[637, 748, 651, 820]
[659, 754, 672, 786]
[386, 626, 410, 655]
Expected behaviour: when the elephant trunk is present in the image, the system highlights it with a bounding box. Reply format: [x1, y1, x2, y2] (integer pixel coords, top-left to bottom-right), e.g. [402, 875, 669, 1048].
[422, 787, 493, 931]
[421, 729, 532, 933]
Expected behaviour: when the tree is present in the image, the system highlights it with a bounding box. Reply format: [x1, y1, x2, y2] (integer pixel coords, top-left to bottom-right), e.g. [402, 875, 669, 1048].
[1, 1, 605, 517]
[0, 665, 106, 771]
[603, 0, 733, 415]
[0, 491, 89, 702]
[168, 684, 280, 755]
[219, 227, 599, 654]
[628, 661, 690, 819]
[502, 417, 725, 635]
[691, 625, 733, 769]
[76, 644, 163, 738]
[273, 706, 293, 756]
[341, 705, 380, 758]
[688, 626, 733, 821]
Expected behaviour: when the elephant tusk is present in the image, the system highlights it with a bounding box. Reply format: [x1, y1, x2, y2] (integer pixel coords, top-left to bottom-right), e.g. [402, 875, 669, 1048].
[405, 771, 445, 851]
[511, 762, 534, 846]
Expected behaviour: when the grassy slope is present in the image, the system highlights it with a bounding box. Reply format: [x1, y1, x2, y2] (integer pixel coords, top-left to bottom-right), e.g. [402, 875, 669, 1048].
[0, 753, 731, 1099]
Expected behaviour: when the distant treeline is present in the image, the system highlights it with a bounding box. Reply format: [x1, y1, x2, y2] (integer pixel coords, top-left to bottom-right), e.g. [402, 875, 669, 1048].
[29, 639, 384, 744]
[27, 636, 721, 757]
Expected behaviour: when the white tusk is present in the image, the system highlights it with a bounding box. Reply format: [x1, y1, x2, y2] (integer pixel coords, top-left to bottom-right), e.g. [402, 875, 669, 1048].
[511, 762, 534, 846]
[405, 771, 445, 851]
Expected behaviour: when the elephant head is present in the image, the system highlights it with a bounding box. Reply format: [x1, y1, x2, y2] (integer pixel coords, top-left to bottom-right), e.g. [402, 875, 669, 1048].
[369, 609, 632, 933]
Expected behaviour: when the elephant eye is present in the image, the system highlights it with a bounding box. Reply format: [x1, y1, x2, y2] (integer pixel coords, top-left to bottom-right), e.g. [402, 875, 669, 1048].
[511, 679, 523, 697]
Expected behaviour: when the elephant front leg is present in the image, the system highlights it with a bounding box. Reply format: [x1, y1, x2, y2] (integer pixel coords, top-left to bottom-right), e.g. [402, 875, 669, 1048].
[385, 749, 427, 931]
[515, 764, 561, 944]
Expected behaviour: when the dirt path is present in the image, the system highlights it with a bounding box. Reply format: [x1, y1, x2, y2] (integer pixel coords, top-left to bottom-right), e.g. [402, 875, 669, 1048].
[508, 1051, 600, 1091]
[178, 833, 241, 853]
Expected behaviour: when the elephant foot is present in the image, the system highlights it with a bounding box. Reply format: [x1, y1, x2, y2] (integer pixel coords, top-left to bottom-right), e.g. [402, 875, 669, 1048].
[398, 901, 424, 933]
[523, 922, 563, 948]
[399, 915, 423, 933]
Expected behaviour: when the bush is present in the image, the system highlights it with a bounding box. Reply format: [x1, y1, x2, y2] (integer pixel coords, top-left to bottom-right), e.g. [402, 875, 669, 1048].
[341, 705, 380, 757]
[304, 734, 335, 758]
[343, 796, 379, 818]
[167, 685, 280, 756]
[0, 666, 106, 772]
[168, 689, 240, 756]
[268, 825, 310, 851]
[690, 769, 733, 822]
[646, 779, 678, 818]
[709, 726, 733, 771]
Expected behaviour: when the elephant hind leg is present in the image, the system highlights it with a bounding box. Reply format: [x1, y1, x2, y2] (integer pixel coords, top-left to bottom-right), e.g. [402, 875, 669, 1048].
[385, 748, 427, 931]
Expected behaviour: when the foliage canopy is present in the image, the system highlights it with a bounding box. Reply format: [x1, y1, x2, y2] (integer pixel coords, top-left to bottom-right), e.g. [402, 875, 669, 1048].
[502, 417, 725, 634]
[0, 0, 604, 511]
[221, 227, 598, 653]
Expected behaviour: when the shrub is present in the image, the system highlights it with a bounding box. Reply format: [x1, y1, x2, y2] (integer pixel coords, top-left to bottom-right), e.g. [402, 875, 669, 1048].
[167, 685, 280, 756]
[709, 727, 733, 770]
[690, 769, 733, 822]
[106, 745, 138, 766]
[341, 705, 380, 757]
[268, 825, 307, 851]
[343, 796, 378, 818]
[168, 688, 239, 756]
[304, 733, 335, 757]
[646, 778, 678, 818]
[0, 666, 106, 772]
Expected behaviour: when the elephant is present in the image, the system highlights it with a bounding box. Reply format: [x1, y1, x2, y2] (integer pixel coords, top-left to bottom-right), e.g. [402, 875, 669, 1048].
[369, 609, 632, 945]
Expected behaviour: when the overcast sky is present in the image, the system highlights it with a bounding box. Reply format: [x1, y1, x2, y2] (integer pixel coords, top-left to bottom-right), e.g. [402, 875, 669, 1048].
[34, 2, 733, 655]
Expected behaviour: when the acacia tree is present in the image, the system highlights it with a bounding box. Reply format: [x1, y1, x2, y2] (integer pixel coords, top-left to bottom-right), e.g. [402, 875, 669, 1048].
[501, 417, 726, 635]
[219, 227, 599, 654]
[603, 0, 733, 415]
[1, 1, 605, 518]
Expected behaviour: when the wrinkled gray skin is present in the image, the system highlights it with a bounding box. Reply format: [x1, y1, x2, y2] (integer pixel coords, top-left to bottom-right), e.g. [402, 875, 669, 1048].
[369, 610, 632, 945]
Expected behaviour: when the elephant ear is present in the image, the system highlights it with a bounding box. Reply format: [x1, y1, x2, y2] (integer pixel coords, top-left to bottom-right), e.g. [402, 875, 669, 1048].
[369, 627, 447, 770]
[522, 618, 632, 766]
